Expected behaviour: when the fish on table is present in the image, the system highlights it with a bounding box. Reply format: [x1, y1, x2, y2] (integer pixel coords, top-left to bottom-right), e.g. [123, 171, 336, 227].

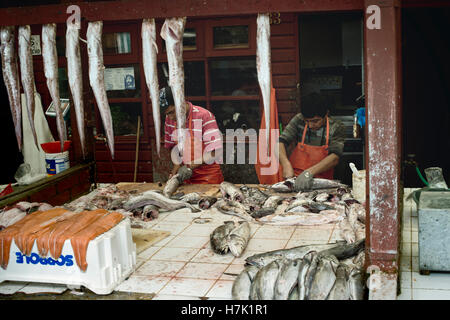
[220, 181, 245, 203]
[18, 25, 40, 150]
[0, 26, 22, 151]
[256, 13, 271, 154]
[66, 22, 86, 158]
[142, 19, 161, 156]
[270, 177, 347, 193]
[210, 220, 250, 257]
[232, 265, 259, 300]
[123, 190, 200, 213]
[160, 17, 186, 156]
[42, 23, 67, 152]
[87, 21, 115, 159]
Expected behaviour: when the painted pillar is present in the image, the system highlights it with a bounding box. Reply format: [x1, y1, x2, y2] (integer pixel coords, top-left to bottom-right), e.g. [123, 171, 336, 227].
[364, 0, 402, 273]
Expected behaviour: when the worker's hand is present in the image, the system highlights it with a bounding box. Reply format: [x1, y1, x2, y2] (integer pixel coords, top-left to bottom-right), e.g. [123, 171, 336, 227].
[281, 161, 295, 179]
[177, 165, 193, 182]
[294, 170, 314, 192]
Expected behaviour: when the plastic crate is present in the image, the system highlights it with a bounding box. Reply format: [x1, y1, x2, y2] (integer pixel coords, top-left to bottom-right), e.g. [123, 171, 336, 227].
[0, 218, 136, 295]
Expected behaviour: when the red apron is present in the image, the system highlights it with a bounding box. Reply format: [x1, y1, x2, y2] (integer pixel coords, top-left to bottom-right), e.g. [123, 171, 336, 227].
[289, 117, 334, 180]
[181, 105, 224, 184]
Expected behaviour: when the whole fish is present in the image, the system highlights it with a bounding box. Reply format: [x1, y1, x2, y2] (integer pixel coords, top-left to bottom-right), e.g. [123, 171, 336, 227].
[245, 242, 341, 268]
[256, 13, 271, 154]
[160, 17, 187, 155]
[142, 19, 161, 156]
[274, 258, 302, 300]
[232, 265, 260, 300]
[285, 205, 310, 214]
[210, 221, 236, 254]
[66, 22, 86, 158]
[0, 26, 22, 151]
[303, 251, 320, 299]
[255, 259, 282, 300]
[142, 204, 159, 221]
[240, 185, 268, 210]
[349, 202, 366, 224]
[87, 21, 115, 158]
[198, 196, 217, 209]
[228, 221, 251, 257]
[271, 178, 347, 193]
[297, 251, 316, 300]
[18, 25, 40, 150]
[327, 264, 351, 300]
[339, 218, 356, 244]
[295, 190, 319, 200]
[263, 195, 284, 209]
[301, 202, 335, 213]
[180, 192, 201, 204]
[220, 181, 245, 202]
[213, 199, 253, 222]
[308, 255, 339, 300]
[163, 174, 181, 198]
[288, 285, 299, 300]
[318, 238, 365, 260]
[42, 24, 66, 152]
[251, 207, 275, 219]
[123, 190, 200, 212]
[348, 267, 365, 300]
[258, 209, 344, 226]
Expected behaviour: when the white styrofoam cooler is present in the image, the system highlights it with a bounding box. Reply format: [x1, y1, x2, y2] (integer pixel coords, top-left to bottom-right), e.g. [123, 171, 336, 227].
[0, 218, 136, 295]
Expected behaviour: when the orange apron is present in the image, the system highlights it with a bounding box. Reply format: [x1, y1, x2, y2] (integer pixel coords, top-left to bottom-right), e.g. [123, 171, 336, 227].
[181, 105, 224, 184]
[289, 117, 334, 180]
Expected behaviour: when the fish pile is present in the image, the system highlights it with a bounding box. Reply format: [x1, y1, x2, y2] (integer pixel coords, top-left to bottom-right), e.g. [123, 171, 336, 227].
[211, 180, 365, 230]
[0, 201, 53, 231]
[210, 221, 250, 257]
[232, 240, 366, 300]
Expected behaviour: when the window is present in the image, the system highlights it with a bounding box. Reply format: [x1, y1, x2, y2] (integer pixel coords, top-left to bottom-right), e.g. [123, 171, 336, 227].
[103, 32, 132, 54]
[298, 13, 363, 116]
[213, 25, 249, 49]
[109, 102, 142, 136]
[104, 64, 141, 99]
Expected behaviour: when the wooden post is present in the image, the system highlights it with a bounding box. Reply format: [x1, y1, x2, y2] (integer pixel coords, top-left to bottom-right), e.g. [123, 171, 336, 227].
[364, 0, 402, 273]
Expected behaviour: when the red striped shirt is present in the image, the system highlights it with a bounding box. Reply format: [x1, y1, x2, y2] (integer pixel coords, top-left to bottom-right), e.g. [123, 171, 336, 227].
[164, 102, 223, 153]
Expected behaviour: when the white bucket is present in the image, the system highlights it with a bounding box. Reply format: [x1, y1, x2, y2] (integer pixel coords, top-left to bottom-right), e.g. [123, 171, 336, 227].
[45, 151, 70, 176]
[352, 169, 366, 203]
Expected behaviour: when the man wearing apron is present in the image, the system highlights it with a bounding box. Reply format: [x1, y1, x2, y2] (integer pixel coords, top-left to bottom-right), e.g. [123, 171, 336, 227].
[160, 86, 224, 184]
[278, 93, 345, 191]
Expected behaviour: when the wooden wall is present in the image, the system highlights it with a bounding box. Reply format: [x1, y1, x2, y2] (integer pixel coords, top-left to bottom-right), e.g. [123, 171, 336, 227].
[31, 13, 300, 184]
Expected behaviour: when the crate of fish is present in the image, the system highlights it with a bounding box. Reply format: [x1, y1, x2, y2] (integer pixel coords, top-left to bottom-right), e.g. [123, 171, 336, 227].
[0, 208, 136, 295]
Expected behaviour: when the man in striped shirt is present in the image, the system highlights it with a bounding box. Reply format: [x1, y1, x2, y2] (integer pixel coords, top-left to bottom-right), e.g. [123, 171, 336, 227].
[160, 86, 224, 184]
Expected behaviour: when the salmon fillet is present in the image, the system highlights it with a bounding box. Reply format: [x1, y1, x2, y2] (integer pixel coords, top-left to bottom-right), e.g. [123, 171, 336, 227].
[41, 209, 109, 260]
[70, 211, 123, 271]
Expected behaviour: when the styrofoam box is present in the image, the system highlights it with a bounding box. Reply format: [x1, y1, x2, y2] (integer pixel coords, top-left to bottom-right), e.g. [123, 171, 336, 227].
[0, 218, 136, 295]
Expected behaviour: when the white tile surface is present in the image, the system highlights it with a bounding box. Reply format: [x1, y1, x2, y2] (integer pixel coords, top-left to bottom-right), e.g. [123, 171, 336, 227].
[150, 247, 200, 262]
[159, 277, 216, 297]
[191, 248, 235, 264]
[166, 235, 209, 249]
[413, 289, 450, 300]
[176, 262, 229, 280]
[115, 275, 171, 294]
[285, 238, 329, 248]
[412, 272, 450, 290]
[152, 294, 202, 300]
[252, 225, 295, 240]
[397, 288, 412, 300]
[138, 246, 162, 260]
[400, 272, 412, 289]
[205, 280, 234, 299]
[152, 222, 190, 236]
[291, 228, 332, 241]
[179, 224, 220, 237]
[220, 264, 245, 280]
[245, 238, 288, 252]
[135, 260, 186, 277]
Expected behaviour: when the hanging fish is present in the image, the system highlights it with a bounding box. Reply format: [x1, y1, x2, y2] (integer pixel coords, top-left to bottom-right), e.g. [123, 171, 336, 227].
[42, 23, 67, 152]
[256, 13, 271, 155]
[142, 19, 161, 156]
[18, 25, 40, 150]
[87, 21, 115, 159]
[0, 26, 22, 151]
[66, 22, 86, 158]
[160, 17, 186, 156]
